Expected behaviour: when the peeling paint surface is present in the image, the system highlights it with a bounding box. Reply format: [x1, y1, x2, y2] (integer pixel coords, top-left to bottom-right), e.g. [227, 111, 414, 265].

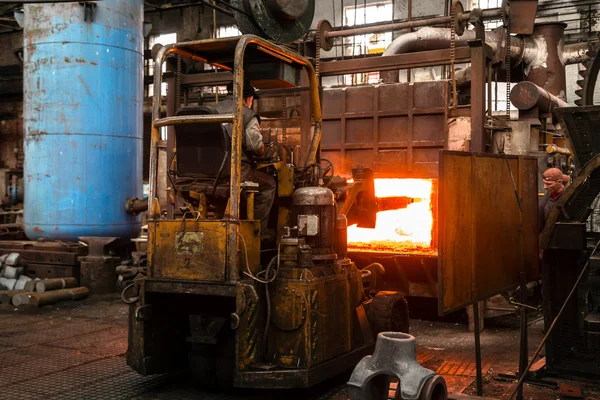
[23, 0, 144, 241]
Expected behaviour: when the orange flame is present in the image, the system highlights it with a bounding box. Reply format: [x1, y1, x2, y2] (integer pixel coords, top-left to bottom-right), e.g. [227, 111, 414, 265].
[348, 178, 436, 255]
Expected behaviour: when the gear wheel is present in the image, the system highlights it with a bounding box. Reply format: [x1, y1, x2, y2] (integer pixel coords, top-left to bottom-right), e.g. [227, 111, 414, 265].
[575, 35, 600, 106]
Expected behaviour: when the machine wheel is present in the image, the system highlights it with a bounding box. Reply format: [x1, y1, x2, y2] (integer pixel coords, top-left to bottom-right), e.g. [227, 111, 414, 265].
[367, 291, 409, 335]
[575, 34, 600, 106]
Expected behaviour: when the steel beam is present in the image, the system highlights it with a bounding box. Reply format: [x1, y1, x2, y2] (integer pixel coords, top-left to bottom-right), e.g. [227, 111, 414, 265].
[469, 40, 491, 153]
[180, 71, 233, 86]
[319, 47, 471, 76]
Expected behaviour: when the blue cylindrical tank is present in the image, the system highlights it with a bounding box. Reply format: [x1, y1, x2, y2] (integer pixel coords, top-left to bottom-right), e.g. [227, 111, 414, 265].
[23, 0, 143, 241]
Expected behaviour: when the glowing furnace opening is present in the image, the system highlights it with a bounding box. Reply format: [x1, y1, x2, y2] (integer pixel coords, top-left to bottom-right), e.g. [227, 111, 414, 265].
[347, 178, 436, 255]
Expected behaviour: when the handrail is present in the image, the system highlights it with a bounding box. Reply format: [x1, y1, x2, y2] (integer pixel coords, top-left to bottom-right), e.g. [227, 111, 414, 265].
[153, 114, 234, 128]
[147, 34, 322, 283]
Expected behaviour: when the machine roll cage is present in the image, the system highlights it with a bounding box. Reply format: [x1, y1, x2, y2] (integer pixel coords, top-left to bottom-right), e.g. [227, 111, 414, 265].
[148, 35, 322, 282]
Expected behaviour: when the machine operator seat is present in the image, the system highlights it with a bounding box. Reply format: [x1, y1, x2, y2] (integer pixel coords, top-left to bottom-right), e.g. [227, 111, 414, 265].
[173, 106, 232, 202]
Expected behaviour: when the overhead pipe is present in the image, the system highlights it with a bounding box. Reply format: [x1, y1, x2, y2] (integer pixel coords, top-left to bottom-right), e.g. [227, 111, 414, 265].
[326, 8, 503, 39]
[381, 23, 589, 93]
[521, 23, 568, 98]
[381, 27, 509, 83]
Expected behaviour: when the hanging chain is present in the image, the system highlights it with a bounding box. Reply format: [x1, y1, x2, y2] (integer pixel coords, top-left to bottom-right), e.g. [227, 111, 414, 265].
[281, 95, 287, 144]
[450, 0, 458, 110]
[176, 55, 182, 110]
[316, 31, 321, 78]
[504, 1, 511, 119]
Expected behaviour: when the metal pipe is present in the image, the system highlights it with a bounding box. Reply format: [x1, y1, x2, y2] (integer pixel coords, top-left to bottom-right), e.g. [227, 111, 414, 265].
[326, 7, 502, 39]
[380, 28, 502, 82]
[524, 23, 568, 99]
[561, 42, 590, 65]
[384, 27, 475, 56]
[455, 40, 587, 88]
[546, 144, 571, 156]
[125, 198, 149, 215]
[36, 277, 78, 292]
[510, 81, 569, 111]
[25, 287, 89, 307]
[154, 114, 234, 127]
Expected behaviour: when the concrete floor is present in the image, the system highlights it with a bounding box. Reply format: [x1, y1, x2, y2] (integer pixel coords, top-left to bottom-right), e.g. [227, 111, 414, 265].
[0, 295, 598, 400]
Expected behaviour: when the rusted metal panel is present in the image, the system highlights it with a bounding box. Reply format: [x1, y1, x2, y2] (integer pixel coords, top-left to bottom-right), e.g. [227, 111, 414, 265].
[509, 0, 538, 34]
[438, 151, 539, 315]
[267, 273, 352, 369]
[151, 220, 228, 281]
[149, 220, 260, 282]
[438, 153, 473, 314]
[321, 81, 449, 178]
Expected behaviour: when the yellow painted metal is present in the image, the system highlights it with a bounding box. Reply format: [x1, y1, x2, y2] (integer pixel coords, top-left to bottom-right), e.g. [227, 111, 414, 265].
[189, 192, 207, 218]
[149, 220, 260, 281]
[246, 192, 255, 220]
[276, 206, 293, 241]
[267, 262, 359, 368]
[276, 164, 294, 197]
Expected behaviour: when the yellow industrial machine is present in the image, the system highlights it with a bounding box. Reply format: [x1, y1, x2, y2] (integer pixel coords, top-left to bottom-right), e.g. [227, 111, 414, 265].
[125, 35, 408, 388]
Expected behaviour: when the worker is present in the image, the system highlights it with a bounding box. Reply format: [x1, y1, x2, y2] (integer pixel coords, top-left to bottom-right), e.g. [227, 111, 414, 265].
[539, 167, 569, 231]
[213, 80, 276, 241]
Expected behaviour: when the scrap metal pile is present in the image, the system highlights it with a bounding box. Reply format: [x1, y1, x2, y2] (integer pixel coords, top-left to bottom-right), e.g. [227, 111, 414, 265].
[0, 252, 89, 307]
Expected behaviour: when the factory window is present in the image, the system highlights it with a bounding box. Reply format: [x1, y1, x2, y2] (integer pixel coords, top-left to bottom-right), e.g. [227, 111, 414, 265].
[488, 82, 517, 113]
[215, 25, 241, 38]
[343, 2, 393, 85]
[147, 32, 177, 97]
[473, 0, 502, 29]
[199, 24, 242, 94]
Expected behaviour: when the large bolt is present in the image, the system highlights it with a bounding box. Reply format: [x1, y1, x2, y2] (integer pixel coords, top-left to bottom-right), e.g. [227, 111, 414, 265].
[266, 0, 309, 20]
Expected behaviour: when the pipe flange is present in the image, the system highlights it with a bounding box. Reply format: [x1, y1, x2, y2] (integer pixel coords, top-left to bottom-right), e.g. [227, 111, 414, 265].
[317, 19, 334, 51]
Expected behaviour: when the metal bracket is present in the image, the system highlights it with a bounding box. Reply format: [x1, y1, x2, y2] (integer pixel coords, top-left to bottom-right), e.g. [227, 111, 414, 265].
[79, 2, 97, 22]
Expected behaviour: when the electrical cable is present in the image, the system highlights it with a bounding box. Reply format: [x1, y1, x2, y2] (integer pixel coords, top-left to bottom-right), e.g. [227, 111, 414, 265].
[500, 151, 523, 212]
[238, 232, 282, 356]
[321, 158, 335, 187]
[238, 233, 279, 284]
[508, 237, 600, 399]
[167, 150, 178, 192]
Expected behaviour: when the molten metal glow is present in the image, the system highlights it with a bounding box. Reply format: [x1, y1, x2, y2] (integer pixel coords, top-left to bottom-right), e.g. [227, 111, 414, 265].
[348, 178, 436, 254]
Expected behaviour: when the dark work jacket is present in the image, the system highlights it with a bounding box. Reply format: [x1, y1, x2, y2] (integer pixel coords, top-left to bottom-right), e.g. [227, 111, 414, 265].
[538, 188, 566, 232]
[212, 96, 261, 164]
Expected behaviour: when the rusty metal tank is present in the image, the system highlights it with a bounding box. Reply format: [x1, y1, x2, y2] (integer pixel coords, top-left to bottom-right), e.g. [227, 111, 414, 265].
[23, 0, 143, 241]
